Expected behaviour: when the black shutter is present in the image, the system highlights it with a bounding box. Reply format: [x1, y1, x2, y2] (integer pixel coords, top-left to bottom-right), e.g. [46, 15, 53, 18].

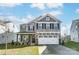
[51, 23, 54, 29]
[28, 26, 30, 30]
[42, 23, 43, 29]
[50, 23, 51, 29]
[33, 26, 34, 30]
[42, 23, 46, 29]
[45, 23, 46, 29]
[58, 23, 60, 30]
[36, 23, 38, 29]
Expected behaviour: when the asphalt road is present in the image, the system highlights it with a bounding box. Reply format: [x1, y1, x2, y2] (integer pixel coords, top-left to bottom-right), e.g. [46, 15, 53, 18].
[42, 45, 79, 55]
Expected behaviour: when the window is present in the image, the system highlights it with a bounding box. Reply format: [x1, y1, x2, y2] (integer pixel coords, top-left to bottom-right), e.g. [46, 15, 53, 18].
[42, 23, 46, 29]
[46, 16, 50, 21]
[43, 33, 46, 35]
[54, 24, 58, 30]
[39, 33, 42, 35]
[22, 25, 26, 29]
[44, 35, 48, 38]
[54, 36, 57, 38]
[50, 23, 54, 29]
[30, 26, 33, 30]
[46, 23, 50, 29]
[39, 36, 43, 38]
[38, 23, 42, 30]
[51, 33, 54, 35]
[47, 33, 50, 35]
[49, 36, 52, 38]
[55, 33, 58, 35]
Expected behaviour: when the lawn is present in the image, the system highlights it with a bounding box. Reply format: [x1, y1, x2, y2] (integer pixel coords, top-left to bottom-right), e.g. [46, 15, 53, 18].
[64, 40, 79, 51]
[0, 43, 39, 55]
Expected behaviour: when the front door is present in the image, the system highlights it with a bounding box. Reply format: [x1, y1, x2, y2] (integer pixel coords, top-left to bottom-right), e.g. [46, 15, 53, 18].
[31, 36, 36, 45]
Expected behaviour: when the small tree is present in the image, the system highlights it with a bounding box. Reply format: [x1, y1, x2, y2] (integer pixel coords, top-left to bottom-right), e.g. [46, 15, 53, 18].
[11, 40, 14, 45]
[62, 40, 64, 45]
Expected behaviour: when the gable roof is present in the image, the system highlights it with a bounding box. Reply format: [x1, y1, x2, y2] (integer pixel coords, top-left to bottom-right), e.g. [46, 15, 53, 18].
[20, 13, 62, 26]
[70, 19, 79, 30]
[0, 20, 5, 26]
[35, 14, 62, 22]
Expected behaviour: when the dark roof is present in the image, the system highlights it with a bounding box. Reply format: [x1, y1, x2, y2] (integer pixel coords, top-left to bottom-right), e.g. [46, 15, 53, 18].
[36, 14, 61, 22]
[20, 13, 62, 26]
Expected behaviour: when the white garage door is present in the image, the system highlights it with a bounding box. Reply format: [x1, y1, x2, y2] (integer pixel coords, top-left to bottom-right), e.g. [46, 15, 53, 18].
[38, 37, 59, 44]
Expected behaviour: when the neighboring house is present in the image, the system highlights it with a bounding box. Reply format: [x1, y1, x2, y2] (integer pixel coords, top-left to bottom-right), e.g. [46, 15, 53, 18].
[17, 14, 61, 45]
[0, 20, 17, 44]
[0, 32, 17, 44]
[70, 19, 79, 42]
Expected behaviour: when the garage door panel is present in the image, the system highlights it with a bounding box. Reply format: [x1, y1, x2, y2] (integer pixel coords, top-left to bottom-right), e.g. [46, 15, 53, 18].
[38, 38, 59, 44]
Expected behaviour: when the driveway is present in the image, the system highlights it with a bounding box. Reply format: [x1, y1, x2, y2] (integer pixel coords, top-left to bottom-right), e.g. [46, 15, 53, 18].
[42, 45, 79, 55]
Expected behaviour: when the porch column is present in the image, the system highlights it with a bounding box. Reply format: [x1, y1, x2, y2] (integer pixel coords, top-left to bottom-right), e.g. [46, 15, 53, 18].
[35, 34, 38, 45]
[30, 35, 32, 45]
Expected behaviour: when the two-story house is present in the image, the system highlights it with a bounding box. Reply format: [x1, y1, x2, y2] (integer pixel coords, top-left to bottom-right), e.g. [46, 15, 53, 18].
[17, 14, 61, 45]
[70, 19, 79, 42]
[0, 20, 17, 44]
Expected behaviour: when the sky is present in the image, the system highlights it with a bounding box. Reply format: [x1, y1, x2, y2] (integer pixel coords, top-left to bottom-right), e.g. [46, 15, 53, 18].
[0, 3, 79, 36]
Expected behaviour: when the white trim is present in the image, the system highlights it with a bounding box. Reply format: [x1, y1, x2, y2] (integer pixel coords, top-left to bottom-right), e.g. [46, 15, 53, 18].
[36, 32, 61, 33]
[36, 22, 60, 23]
[35, 14, 61, 23]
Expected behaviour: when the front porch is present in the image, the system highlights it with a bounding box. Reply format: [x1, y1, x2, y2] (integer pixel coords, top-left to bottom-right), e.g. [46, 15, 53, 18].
[17, 32, 38, 45]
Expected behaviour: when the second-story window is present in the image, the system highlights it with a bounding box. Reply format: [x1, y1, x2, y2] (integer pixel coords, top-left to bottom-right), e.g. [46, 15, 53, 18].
[50, 23, 54, 29]
[54, 24, 58, 30]
[38, 23, 42, 30]
[28, 26, 30, 30]
[46, 23, 50, 29]
[42, 23, 46, 29]
[30, 26, 33, 30]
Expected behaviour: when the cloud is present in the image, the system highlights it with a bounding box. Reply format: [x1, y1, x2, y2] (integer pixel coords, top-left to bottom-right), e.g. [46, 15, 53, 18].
[0, 3, 22, 7]
[31, 3, 63, 10]
[48, 10, 63, 16]
[20, 14, 34, 24]
[31, 3, 45, 10]
[47, 3, 63, 9]
[75, 9, 79, 13]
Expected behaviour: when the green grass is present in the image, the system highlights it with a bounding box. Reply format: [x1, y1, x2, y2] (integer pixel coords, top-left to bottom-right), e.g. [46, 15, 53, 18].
[64, 40, 79, 51]
[0, 43, 39, 55]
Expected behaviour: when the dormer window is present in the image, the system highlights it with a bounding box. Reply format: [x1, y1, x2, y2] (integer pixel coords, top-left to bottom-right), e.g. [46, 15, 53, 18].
[46, 16, 50, 21]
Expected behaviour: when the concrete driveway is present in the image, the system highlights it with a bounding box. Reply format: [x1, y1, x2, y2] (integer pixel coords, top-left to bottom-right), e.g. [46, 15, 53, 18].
[42, 45, 79, 55]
